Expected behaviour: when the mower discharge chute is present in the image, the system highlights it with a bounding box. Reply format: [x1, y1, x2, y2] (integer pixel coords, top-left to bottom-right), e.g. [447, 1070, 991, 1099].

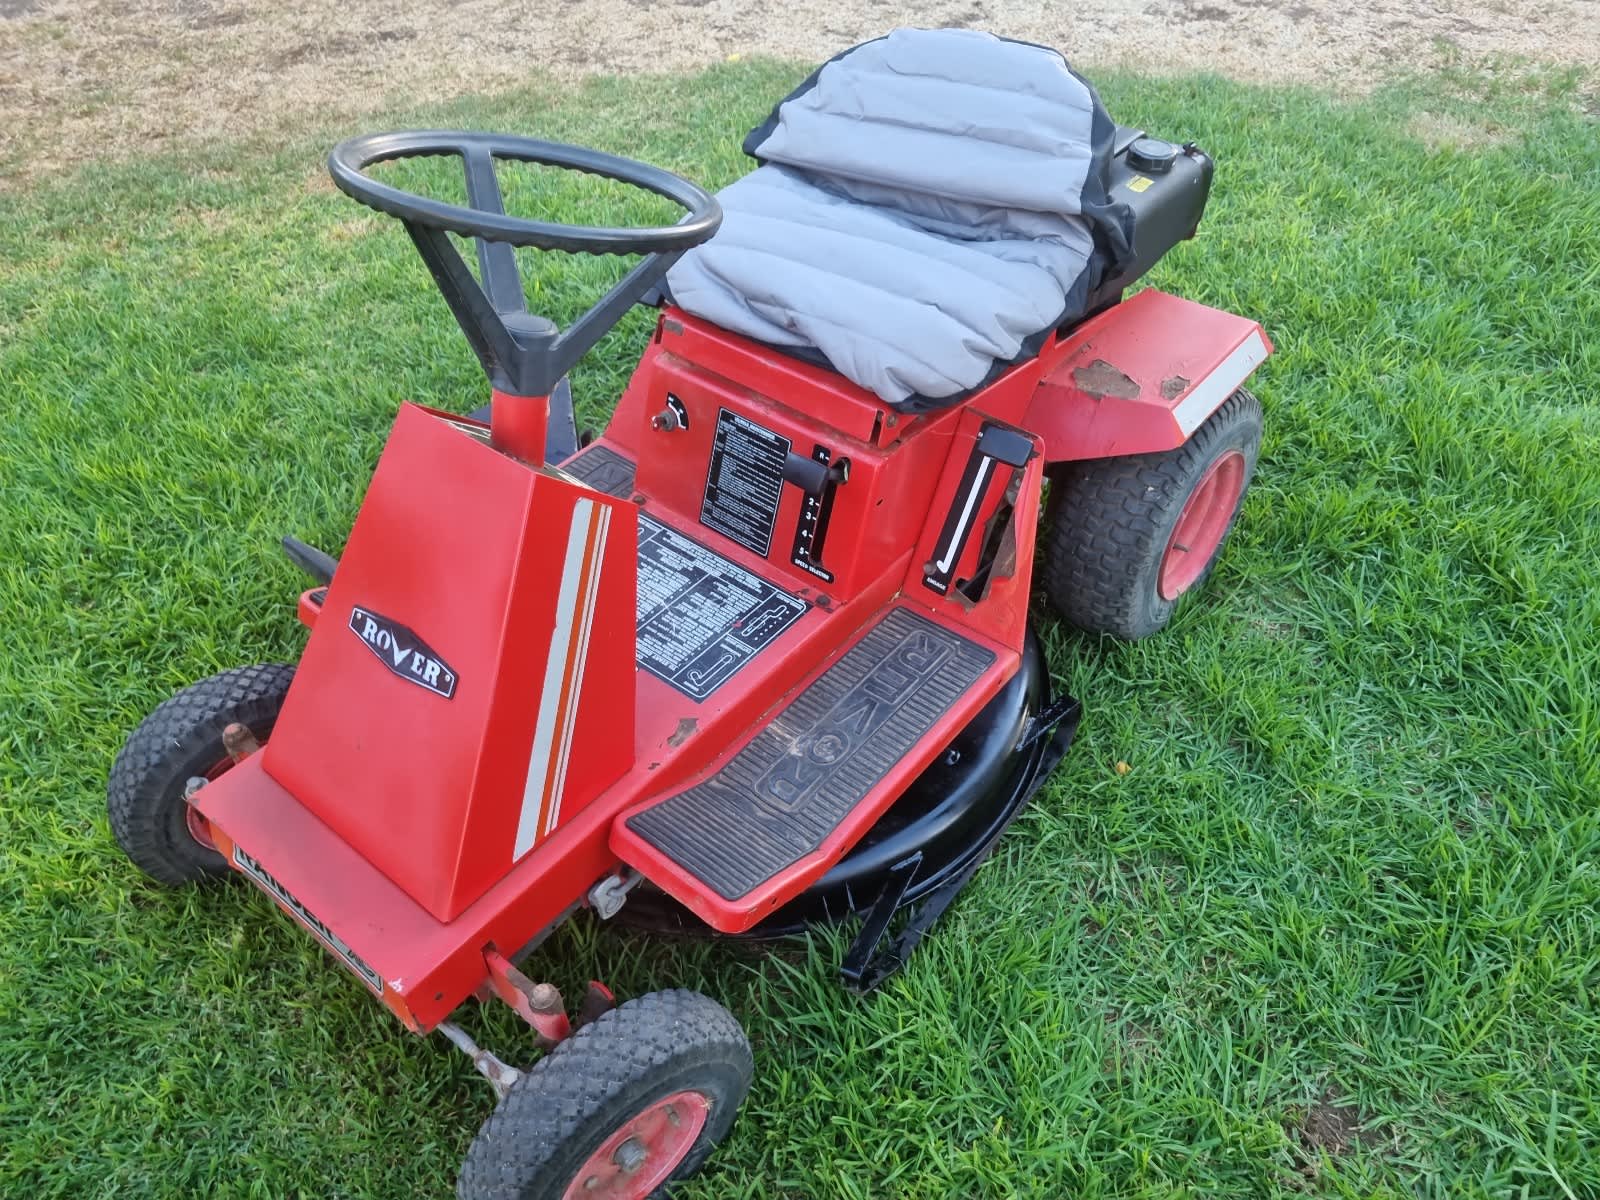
[108, 29, 1271, 1199]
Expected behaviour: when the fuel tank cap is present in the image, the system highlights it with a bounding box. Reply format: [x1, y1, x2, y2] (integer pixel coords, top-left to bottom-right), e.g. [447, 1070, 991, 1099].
[1125, 136, 1179, 174]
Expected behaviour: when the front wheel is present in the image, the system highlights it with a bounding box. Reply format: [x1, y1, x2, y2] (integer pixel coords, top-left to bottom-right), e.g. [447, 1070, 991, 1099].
[1042, 388, 1262, 639]
[458, 989, 752, 1200]
[107, 663, 296, 885]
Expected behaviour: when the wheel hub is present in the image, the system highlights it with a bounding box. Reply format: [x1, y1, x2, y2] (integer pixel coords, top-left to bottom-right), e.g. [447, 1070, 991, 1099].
[563, 1091, 710, 1200]
[612, 1138, 646, 1171]
[182, 755, 240, 852]
[1159, 448, 1246, 601]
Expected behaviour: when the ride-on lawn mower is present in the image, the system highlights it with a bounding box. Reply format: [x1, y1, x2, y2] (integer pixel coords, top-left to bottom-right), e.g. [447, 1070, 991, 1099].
[108, 30, 1271, 1199]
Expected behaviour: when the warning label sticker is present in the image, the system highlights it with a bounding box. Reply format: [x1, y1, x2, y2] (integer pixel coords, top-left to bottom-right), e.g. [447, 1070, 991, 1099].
[637, 514, 807, 701]
[233, 845, 384, 994]
[700, 408, 789, 557]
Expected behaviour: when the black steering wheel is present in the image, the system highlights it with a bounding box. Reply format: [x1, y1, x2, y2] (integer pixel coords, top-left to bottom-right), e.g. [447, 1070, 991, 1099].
[327, 130, 722, 397]
[329, 130, 720, 255]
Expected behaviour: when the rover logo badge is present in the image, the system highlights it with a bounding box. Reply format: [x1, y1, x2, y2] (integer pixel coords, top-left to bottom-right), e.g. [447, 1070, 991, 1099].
[348, 605, 457, 699]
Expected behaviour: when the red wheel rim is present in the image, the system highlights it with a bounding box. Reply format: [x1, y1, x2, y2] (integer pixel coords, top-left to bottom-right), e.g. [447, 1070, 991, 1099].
[1158, 450, 1246, 601]
[184, 756, 240, 851]
[561, 1090, 710, 1200]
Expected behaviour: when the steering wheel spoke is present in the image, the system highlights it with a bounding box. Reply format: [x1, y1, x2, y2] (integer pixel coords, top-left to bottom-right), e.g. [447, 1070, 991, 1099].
[460, 146, 507, 216]
[460, 147, 525, 315]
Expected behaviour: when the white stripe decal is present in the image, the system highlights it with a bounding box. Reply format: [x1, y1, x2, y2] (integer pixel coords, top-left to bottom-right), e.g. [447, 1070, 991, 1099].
[548, 509, 606, 831]
[1171, 329, 1269, 436]
[543, 506, 609, 836]
[935, 457, 993, 574]
[515, 499, 599, 859]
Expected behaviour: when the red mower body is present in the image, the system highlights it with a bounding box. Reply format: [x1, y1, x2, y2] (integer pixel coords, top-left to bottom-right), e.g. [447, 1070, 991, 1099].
[193, 289, 1268, 1032]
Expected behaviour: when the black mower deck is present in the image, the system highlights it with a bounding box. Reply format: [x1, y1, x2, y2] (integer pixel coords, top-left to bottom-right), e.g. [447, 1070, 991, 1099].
[623, 606, 996, 901]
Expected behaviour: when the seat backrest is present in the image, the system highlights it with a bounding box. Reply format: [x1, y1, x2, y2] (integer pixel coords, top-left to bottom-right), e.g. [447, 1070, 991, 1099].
[742, 29, 1134, 272]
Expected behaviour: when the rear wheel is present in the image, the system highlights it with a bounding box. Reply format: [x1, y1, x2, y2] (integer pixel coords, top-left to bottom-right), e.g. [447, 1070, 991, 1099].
[458, 990, 752, 1200]
[107, 663, 295, 885]
[1043, 388, 1262, 639]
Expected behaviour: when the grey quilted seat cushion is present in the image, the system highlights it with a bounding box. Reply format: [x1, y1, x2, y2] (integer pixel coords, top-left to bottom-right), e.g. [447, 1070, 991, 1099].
[665, 28, 1129, 409]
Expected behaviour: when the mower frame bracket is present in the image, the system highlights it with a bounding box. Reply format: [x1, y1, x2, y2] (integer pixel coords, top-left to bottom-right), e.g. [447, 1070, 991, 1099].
[1019, 694, 1084, 754]
[839, 853, 922, 991]
[838, 690, 1084, 993]
[438, 1020, 524, 1101]
[482, 948, 572, 1046]
[588, 868, 643, 920]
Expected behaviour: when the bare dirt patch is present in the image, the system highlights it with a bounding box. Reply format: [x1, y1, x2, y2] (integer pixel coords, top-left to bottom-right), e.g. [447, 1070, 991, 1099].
[1286, 1088, 1386, 1181]
[1296, 1093, 1367, 1155]
[1407, 109, 1516, 151]
[1, 0, 1596, 182]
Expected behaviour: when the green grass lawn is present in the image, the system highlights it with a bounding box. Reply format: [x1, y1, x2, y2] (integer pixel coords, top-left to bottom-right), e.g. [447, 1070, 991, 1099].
[2, 59, 1598, 1199]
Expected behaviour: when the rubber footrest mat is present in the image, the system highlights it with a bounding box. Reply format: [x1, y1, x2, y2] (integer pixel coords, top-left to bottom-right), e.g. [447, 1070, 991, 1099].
[625, 607, 995, 900]
[562, 445, 636, 499]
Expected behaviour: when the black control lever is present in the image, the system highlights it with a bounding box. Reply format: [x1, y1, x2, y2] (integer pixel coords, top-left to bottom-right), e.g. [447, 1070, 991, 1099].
[281, 536, 338, 586]
[782, 451, 849, 496]
[923, 423, 1034, 597]
[787, 448, 850, 583]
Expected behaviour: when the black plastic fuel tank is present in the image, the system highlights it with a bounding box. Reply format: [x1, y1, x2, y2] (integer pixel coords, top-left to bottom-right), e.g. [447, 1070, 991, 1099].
[1089, 128, 1215, 304]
